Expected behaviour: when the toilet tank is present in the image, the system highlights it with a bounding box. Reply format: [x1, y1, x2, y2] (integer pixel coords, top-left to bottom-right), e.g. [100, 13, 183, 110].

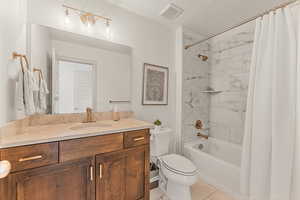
[150, 128, 172, 157]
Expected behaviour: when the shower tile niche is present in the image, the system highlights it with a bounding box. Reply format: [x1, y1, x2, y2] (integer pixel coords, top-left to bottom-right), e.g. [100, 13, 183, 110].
[182, 21, 255, 145]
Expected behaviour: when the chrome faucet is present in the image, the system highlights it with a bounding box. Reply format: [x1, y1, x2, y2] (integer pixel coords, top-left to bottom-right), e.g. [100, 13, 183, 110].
[83, 107, 96, 123]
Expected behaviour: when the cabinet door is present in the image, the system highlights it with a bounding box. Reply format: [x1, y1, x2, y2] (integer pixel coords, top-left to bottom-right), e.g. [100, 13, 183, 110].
[96, 151, 126, 200]
[6, 157, 94, 200]
[125, 145, 149, 200]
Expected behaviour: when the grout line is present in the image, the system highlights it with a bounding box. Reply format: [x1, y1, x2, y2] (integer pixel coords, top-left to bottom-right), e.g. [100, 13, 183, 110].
[203, 190, 218, 200]
[197, 186, 218, 200]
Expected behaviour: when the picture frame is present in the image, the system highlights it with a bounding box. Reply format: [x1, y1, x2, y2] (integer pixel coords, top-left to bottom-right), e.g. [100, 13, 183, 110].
[142, 63, 169, 105]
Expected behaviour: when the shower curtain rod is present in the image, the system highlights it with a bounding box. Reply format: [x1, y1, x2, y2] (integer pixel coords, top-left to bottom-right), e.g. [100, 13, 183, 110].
[184, 0, 299, 49]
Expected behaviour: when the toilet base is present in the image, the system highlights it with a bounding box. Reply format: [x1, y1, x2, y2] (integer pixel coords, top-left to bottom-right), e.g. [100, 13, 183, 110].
[166, 180, 192, 200]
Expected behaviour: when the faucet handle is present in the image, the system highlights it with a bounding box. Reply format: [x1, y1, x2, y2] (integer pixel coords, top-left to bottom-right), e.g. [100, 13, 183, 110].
[84, 107, 96, 123]
[0, 160, 11, 179]
[195, 120, 204, 130]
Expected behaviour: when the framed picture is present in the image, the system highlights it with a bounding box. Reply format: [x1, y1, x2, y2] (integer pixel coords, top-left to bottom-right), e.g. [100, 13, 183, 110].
[142, 63, 169, 105]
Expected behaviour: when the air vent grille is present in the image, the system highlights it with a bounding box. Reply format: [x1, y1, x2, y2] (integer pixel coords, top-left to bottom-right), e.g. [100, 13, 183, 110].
[160, 3, 184, 20]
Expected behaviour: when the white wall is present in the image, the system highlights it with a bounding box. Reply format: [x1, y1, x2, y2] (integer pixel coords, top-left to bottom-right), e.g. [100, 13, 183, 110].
[27, 0, 176, 129]
[0, 0, 28, 125]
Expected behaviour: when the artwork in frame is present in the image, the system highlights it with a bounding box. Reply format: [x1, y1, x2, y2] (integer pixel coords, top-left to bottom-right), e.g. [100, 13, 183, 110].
[142, 63, 169, 105]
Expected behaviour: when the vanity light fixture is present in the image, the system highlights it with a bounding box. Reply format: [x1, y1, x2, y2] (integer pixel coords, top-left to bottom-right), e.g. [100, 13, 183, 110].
[64, 8, 71, 24]
[62, 5, 112, 28]
[106, 20, 111, 38]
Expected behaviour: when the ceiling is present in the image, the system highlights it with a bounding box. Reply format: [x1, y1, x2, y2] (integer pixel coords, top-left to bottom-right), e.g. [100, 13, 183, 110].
[104, 0, 291, 37]
[63, 0, 293, 37]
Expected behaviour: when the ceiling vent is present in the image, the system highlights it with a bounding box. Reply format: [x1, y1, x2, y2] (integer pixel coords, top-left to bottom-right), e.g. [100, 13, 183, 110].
[160, 3, 184, 20]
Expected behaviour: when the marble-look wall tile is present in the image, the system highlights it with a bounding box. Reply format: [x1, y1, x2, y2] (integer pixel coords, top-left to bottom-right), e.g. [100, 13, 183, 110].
[182, 36, 210, 143]
[208, 22, 254, 145]
[182, 21, 255, 145]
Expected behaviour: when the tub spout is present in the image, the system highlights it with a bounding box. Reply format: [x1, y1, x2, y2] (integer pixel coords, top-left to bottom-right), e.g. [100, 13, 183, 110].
[197, 132, 209, 139]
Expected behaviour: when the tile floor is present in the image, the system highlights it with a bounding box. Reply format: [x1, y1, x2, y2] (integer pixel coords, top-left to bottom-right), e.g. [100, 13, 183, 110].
[150, 179, 235, 200]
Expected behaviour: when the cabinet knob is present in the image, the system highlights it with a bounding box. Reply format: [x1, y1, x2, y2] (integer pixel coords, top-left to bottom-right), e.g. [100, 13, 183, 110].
[0, 160, 11, 179]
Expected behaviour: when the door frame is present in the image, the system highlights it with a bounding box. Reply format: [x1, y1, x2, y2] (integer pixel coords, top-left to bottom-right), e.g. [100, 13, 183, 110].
[52, 54, 98, 114]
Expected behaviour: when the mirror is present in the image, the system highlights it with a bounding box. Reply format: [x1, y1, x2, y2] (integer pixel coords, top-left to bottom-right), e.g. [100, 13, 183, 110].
[55, 60, 95, 114]
[29, 24, 132, 114]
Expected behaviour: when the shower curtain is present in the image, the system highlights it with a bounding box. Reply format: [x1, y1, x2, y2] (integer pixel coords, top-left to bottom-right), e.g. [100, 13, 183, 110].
[240, 5, 300, 200]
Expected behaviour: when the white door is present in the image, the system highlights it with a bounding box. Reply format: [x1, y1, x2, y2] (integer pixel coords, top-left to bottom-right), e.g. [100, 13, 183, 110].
[51, 48, 59, 114]
[53, 58, 94, 114]
[73, 71, 92, 112]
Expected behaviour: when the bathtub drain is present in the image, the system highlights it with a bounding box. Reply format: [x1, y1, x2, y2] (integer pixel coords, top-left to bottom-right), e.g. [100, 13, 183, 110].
[198, 144, 204, 150]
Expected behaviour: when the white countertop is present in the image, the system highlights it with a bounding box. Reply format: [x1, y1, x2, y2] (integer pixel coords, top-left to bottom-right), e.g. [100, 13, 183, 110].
[0, 118, 153, 149]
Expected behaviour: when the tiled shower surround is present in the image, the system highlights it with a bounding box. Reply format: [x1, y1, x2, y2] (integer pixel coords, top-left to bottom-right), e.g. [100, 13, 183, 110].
[182, 21, 255, 145]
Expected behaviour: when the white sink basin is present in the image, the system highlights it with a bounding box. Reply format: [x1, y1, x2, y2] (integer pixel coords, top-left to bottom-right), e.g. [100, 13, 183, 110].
[70, 123, 112, 130]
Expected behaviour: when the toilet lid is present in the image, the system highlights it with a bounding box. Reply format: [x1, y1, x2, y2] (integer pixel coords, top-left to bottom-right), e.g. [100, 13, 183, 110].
[160, 154, 198, 176]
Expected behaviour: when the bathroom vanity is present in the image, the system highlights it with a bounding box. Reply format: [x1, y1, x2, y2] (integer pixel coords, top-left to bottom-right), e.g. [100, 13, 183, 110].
[0, 22, 149, 200]
[0, 117, 151, 200]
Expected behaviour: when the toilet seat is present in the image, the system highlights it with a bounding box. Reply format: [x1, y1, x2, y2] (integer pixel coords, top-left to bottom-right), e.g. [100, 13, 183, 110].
[160, 154, 198, 176]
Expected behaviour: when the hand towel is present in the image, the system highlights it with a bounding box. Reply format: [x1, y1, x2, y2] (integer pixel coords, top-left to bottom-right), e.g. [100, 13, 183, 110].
[15, 71, 25, 119]
[34, 76, 49, 113]
[24, 70, 38, 115]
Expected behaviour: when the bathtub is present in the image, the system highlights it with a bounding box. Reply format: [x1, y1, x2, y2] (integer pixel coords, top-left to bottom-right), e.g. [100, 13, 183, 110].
[184, 138, 242, 198]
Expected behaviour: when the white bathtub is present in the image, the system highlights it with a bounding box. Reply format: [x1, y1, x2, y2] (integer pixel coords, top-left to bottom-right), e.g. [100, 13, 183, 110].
[184, 138, 242, 198]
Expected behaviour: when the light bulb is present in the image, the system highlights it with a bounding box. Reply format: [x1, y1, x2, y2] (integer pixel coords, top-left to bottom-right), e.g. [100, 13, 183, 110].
[64, 9, 70, 24]
[64, 16, 70, 24]
[106, 26, 110, 36]
[106, 21, 111, 40]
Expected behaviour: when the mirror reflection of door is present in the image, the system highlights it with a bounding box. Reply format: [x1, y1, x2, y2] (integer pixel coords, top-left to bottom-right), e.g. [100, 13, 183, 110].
[56, 60, 94, 114]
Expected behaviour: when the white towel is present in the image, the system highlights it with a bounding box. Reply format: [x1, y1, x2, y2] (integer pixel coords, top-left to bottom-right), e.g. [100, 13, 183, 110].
[16, 66, 38, 117]
[24, 70, 38, 115]
[39, 79, 49, 112]
[34, 75, 49, 113]
[15, 71, 25, 119]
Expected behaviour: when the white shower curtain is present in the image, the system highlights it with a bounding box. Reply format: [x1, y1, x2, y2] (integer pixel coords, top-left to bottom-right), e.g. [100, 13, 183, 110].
[240, 5, 300, 200]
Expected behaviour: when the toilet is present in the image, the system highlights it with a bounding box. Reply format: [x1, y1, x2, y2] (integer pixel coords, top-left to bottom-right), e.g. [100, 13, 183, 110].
[150, 128, 198, 200]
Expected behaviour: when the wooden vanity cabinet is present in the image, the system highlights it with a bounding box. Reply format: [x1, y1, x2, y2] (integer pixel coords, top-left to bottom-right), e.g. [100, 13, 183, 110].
[125, 146, 149, 200]
[0, 129, 150, 200]
[96, 151, 126, 200]
[3, 157, 94, 200]
[95, 145, 149, 200]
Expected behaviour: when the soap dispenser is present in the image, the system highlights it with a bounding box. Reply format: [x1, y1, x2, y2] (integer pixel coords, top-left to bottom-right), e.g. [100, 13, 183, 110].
[112, 105, 120, 121]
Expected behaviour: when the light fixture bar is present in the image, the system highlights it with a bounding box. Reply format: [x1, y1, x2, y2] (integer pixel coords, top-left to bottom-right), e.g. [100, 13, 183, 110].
[62, 4, 112, 22]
